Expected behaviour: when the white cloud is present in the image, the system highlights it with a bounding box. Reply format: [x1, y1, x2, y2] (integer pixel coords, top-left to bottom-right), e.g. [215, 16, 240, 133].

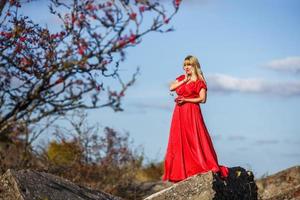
[207, 73, 300, 96]
[262, 56, 300, 73]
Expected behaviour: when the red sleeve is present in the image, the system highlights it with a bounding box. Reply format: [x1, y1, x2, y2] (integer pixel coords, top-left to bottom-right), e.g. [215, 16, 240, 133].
[197, 80, 207, 93]
[176, 74, 185, 81]
[200, 80, 207, 91]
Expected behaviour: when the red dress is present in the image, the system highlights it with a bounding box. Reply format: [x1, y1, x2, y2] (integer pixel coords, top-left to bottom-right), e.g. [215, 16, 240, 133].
[162, 74, 229, 182]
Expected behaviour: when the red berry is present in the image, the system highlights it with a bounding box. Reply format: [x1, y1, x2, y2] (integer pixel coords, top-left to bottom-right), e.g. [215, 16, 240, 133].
[86, 3, 94, 10]
[129, 12, 137, 20]
[129, 34, 136, 44]
[19, 37, 26, 42]
[78, 47, 85, 55]
[175, 0, 181, 7]
[55, 77, 64, 84]
[139, 6, 146, 12]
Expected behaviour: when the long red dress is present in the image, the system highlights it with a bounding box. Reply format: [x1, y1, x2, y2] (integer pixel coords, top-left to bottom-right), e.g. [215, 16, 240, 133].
[162, 74, 229, 183]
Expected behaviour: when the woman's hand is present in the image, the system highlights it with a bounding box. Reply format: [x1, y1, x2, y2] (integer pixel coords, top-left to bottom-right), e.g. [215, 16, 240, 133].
[183, 74, 191, 83]
[169, 74, 190, 91]
[175, 96, 186, 105]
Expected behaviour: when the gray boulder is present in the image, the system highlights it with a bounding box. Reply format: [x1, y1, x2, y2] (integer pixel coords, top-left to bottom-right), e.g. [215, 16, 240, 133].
[0, 169, 123, 200]
[256, 165, 300, 200]
[144, 167, 258, 200]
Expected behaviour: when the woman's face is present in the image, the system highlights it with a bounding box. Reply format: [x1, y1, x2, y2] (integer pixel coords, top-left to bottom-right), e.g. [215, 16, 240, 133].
[183, 61, 195, 76]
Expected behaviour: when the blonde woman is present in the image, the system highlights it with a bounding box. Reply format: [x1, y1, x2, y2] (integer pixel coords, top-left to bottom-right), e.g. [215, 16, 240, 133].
[162, 55, 229, 183]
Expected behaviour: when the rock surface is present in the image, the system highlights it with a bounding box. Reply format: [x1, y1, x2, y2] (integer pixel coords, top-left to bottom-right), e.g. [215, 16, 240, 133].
[1, 166, 299, 200]
[256, 165, 300, 200]
[0, 169, 123, 200]
[144, 166, 258, 200]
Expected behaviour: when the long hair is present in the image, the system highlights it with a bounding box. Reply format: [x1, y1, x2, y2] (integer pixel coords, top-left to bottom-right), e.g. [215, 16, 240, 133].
[183, 55, 206, 84]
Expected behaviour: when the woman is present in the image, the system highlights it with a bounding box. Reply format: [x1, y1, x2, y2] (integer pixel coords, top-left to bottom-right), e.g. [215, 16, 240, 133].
[162, 55, 229, 183]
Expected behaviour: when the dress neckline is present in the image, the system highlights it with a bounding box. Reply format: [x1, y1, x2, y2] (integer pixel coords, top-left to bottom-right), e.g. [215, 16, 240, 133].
[185, 75, 201, 85]
[186, 80, 198, 85]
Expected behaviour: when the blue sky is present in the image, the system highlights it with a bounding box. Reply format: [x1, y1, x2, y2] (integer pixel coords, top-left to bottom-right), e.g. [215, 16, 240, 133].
[18, 0, 300, 178]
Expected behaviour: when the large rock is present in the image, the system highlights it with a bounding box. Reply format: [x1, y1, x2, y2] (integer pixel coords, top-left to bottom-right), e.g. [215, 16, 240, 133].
[256, 165, 300, 200]
[0, 169, 123, 200]
[144, 167, 258, 200]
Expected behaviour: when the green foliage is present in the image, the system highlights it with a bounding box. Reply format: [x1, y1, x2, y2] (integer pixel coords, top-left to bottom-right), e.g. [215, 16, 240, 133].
[46, 140, 82, 166]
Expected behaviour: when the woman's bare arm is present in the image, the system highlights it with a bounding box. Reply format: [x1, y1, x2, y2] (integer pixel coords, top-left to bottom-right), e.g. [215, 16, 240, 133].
[169, 80, 184, 91]
[169, 75, 189, 91]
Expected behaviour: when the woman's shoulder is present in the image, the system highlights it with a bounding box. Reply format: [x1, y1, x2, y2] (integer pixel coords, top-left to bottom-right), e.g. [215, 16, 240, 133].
[194, 78, 207, 92]
[199, 79, 207, 90]
[176, 74, 185, 81]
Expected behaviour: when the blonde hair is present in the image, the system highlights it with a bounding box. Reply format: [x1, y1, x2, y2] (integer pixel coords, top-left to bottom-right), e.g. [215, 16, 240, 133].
[183, 55, 206, 84]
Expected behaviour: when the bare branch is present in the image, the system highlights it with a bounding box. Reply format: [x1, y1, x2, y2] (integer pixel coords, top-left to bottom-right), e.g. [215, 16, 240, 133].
[0, 0, 181, 137]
